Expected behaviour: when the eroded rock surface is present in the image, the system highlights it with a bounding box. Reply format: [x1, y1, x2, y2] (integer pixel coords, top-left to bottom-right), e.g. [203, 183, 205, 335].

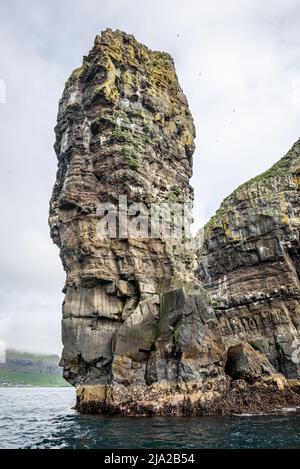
[50, 29, 225, 408]
[50, 29, 300, 415]
[198, 140, 300, 380]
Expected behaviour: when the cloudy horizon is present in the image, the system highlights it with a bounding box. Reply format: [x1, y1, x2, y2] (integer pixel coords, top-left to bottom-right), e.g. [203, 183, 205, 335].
[0, 0, 299, 354]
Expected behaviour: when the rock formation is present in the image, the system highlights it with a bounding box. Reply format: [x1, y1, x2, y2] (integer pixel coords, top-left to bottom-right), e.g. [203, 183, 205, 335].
[50, 29, 300, 415]
[198, 140, 300, 380]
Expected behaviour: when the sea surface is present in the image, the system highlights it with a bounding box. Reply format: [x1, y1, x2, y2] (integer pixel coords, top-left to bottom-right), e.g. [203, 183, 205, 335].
[1, 387, 300, 449]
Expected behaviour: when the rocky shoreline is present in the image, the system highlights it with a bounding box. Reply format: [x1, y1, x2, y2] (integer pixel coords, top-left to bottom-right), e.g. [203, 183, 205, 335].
[75, 379, 300, 416]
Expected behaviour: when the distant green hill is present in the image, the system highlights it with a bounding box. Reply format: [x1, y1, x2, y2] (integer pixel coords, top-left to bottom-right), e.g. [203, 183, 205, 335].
[0, 350, 71, 387]
[6, 350, 59, 363]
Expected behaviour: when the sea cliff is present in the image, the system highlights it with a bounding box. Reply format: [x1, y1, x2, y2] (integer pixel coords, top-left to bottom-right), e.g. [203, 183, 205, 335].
[50, 29, 300, 415]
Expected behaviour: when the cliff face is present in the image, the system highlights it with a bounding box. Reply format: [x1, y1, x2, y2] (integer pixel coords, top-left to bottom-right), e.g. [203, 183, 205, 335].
[50, 29, 300, 415]
[49, 29, 227, 413]
[198, 140, 300, 379]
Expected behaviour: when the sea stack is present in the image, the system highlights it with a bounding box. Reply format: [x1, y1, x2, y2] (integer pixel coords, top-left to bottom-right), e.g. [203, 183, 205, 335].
[50, 29, 300, 415]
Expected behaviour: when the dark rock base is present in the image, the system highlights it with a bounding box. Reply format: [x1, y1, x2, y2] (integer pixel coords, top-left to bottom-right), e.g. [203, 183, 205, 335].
[75, 378, 300, 417]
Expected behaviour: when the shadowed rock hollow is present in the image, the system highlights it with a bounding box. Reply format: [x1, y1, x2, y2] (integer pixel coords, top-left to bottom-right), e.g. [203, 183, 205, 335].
[50, 29, 300, 415]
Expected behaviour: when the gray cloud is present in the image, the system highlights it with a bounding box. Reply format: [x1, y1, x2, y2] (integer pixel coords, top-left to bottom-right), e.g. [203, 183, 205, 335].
[0, 0, 299, 353]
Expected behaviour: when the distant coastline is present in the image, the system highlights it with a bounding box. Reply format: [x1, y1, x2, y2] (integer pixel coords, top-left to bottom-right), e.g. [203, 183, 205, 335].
[0, 350, 70, 387]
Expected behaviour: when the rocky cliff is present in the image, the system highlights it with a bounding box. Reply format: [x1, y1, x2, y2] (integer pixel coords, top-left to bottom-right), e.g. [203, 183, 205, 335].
[50, 29, 300, 415]
[198, 140, 300, 380]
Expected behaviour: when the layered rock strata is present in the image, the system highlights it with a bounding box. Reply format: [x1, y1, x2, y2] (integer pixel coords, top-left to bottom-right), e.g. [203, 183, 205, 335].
[50, 29, 226, 411]
[198, 140, 300, 381]
[50, 29, 300, 415]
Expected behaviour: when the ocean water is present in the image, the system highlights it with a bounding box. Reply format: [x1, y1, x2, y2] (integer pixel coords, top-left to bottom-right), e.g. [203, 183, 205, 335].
[1, 387, 300, 449]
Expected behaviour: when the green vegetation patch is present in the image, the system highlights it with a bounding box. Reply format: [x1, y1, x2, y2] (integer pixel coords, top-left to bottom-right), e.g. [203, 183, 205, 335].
[234, 153, 293, 194]
[122, 146, 140, 171]
[168, 186, 182, 203]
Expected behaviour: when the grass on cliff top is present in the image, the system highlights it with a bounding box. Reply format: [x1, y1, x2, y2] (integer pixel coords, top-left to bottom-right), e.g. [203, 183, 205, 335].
[0, 370, 71, 387]
[233, 153, 293, 194]
[232, 140, 299, 196]
[205, 142, 299, 231]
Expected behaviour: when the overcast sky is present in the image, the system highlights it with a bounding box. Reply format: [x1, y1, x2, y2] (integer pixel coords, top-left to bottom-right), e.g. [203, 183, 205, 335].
[0, 0, 299, 354]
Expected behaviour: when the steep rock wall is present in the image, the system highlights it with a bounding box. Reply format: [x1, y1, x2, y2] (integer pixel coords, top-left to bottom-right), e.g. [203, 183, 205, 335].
[198, 140, 300, 379]
[50, 30, 300, 415]
[49, 30, 226, 410]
